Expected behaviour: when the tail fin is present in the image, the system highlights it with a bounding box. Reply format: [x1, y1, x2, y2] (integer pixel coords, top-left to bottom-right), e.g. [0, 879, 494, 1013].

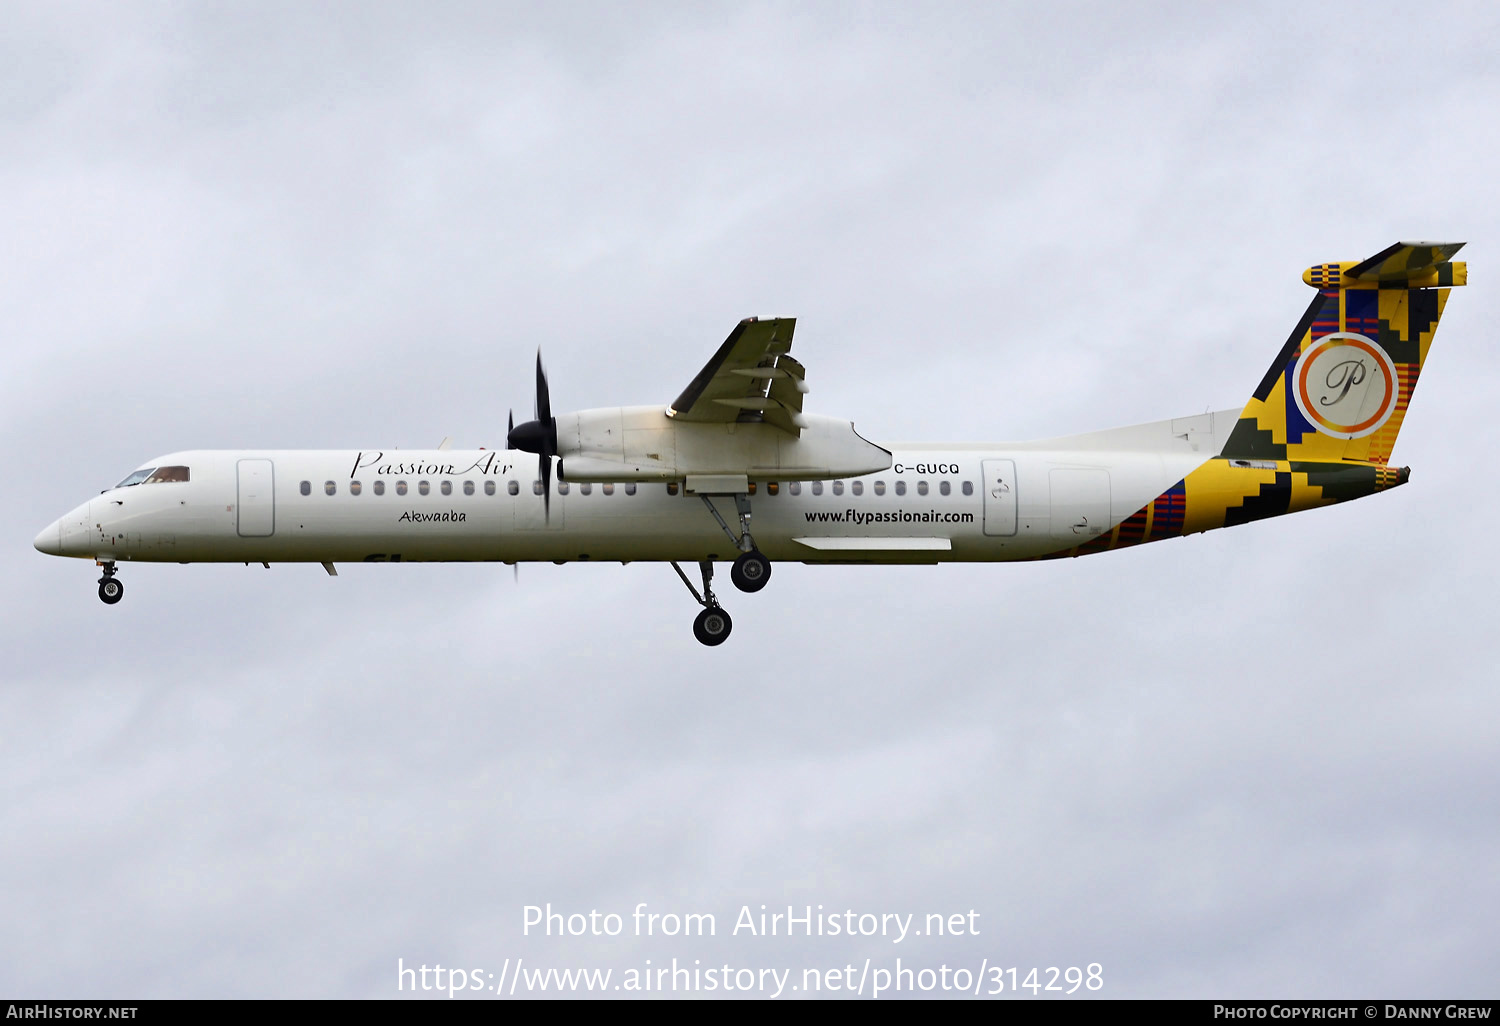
[1220, 241, 1466, 464]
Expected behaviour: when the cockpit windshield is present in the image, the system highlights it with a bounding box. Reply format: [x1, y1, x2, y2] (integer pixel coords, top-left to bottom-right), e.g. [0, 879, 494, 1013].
[114, 466, 190, 488]
[115, 468, 155, 488]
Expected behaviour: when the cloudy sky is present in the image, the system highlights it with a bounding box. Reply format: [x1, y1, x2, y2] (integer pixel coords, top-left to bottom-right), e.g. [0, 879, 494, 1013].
[5, 0, 1498, 1000]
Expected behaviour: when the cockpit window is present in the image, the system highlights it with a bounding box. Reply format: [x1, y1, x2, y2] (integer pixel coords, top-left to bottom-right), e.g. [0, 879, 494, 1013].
[115, 468, 155, 488]
[115, 465, 191, 488]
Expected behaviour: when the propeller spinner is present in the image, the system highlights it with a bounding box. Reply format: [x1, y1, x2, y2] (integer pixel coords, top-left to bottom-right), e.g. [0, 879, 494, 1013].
[507, 352, 559, 521]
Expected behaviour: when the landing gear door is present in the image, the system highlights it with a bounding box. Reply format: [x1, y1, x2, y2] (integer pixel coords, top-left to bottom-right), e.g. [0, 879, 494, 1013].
[237, 459, 275, 537]
[981, 458, 1017, 536]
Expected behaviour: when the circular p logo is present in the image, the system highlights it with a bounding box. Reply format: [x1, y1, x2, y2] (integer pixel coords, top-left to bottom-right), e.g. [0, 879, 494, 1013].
[1291, 331, 1398, 440]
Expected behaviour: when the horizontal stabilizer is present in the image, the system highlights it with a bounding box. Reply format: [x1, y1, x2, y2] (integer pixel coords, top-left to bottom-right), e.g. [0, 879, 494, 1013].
[1347, 241, 1464, 280]
[1304, 241, 1466, 289]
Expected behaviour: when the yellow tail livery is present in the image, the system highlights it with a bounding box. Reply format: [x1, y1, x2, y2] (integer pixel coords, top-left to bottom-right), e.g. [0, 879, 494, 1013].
[1182, 240, 1466, 534]
[1036, 241, 1466, 557]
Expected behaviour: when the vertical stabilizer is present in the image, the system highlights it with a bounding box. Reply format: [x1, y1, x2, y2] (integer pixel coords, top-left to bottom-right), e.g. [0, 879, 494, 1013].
[1220, 242, 1466, 465]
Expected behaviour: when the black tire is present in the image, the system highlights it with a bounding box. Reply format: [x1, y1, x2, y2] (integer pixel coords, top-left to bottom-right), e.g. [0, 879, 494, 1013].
[692, 606, 732, 646]
[98, 578, 124, 605]
[730, 550, 771, 593]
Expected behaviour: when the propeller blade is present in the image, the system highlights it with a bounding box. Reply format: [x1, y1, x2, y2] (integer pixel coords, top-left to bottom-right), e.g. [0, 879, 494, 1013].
[535, 351, 551, 425]
[507, 410, 514, 442]
[508, 350, 559, 522]
[536, 350, 556, 523]
[509, 354, 559, 457]
[540, 453, 551, 523]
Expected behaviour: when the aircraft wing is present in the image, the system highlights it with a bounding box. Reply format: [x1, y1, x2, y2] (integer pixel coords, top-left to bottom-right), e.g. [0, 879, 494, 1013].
[668, 317, 807, 436]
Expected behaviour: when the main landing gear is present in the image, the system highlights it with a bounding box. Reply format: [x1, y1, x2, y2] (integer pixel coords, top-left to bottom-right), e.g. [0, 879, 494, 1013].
[97, 562, 123, 605]
[670, 491, 776, 645]
[694, 606, 732, 647]
[674, 560, 733, 646]
[730, 550, 771, 593]
[698, 494, 772, 594]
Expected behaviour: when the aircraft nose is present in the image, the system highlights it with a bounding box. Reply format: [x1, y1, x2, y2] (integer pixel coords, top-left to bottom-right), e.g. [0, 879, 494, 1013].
[34, 518, 63, 555]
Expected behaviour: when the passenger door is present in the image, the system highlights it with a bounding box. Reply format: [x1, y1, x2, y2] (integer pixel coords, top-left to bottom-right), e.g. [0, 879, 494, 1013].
[237, 459, 275, 537]
[980, 458, 1017, 536]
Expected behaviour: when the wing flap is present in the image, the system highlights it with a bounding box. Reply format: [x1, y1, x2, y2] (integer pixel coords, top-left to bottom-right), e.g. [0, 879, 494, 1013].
[669, 317, 802, 434]
[763, 355, 807, 435]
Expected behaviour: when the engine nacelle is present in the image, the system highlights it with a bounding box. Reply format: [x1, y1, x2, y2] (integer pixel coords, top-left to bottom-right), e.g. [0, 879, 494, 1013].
[554, 405, 890, 483]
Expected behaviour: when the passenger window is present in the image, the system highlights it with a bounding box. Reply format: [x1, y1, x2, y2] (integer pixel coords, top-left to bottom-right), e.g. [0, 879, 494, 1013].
[851, 480, 863, 495]
[463, 481, 474, 496]
[603, 483, 614, 496]
[939, 481, 950, 496]
[962, 481, 973, 496]
[747, 482, 757, 495]
[351, 480, 362, 496]
[441, 480, 452, 496]
[789, 482, 801, 495]
[917, 481, 929, 496]
[374, 480, 385, 496]
[667, 482, 679, 495]
[397, 481, 408, 495]
[895, 481, 907, 496]
[418, 481, 430, 496]
[300, 480, 311, 496]
[767, 482, 779, 496]
[625, 483, 637, 495]
[145, 466, 190, 484]
[580, 483, 592, 495]
[558, 481, 570, 495]
[812, 482, 823, 496]
[874, 481, 886, 495]
[533, 480, 542, 495]
[325, 481, 336, 496]
[832, 481, 844, 495]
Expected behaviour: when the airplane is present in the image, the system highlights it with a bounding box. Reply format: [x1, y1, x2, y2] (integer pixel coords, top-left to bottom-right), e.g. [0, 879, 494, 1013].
[34, 241, 1466, 645]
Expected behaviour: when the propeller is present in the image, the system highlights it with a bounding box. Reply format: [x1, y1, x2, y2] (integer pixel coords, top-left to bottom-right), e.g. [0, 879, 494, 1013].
[506, 351, 559, 522]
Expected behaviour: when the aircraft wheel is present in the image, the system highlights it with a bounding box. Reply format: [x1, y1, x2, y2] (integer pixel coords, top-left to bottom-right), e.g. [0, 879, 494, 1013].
[693, 606, 732, 646]
[730, 550, 771, 593]
[98, 577, 124, 605]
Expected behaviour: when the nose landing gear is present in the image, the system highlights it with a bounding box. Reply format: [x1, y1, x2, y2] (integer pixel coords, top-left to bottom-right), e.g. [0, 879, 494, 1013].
[97, 563, 123, 605]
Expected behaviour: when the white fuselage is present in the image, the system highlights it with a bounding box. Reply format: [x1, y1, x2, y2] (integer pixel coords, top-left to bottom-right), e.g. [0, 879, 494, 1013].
[35, 410, 1237, 567]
